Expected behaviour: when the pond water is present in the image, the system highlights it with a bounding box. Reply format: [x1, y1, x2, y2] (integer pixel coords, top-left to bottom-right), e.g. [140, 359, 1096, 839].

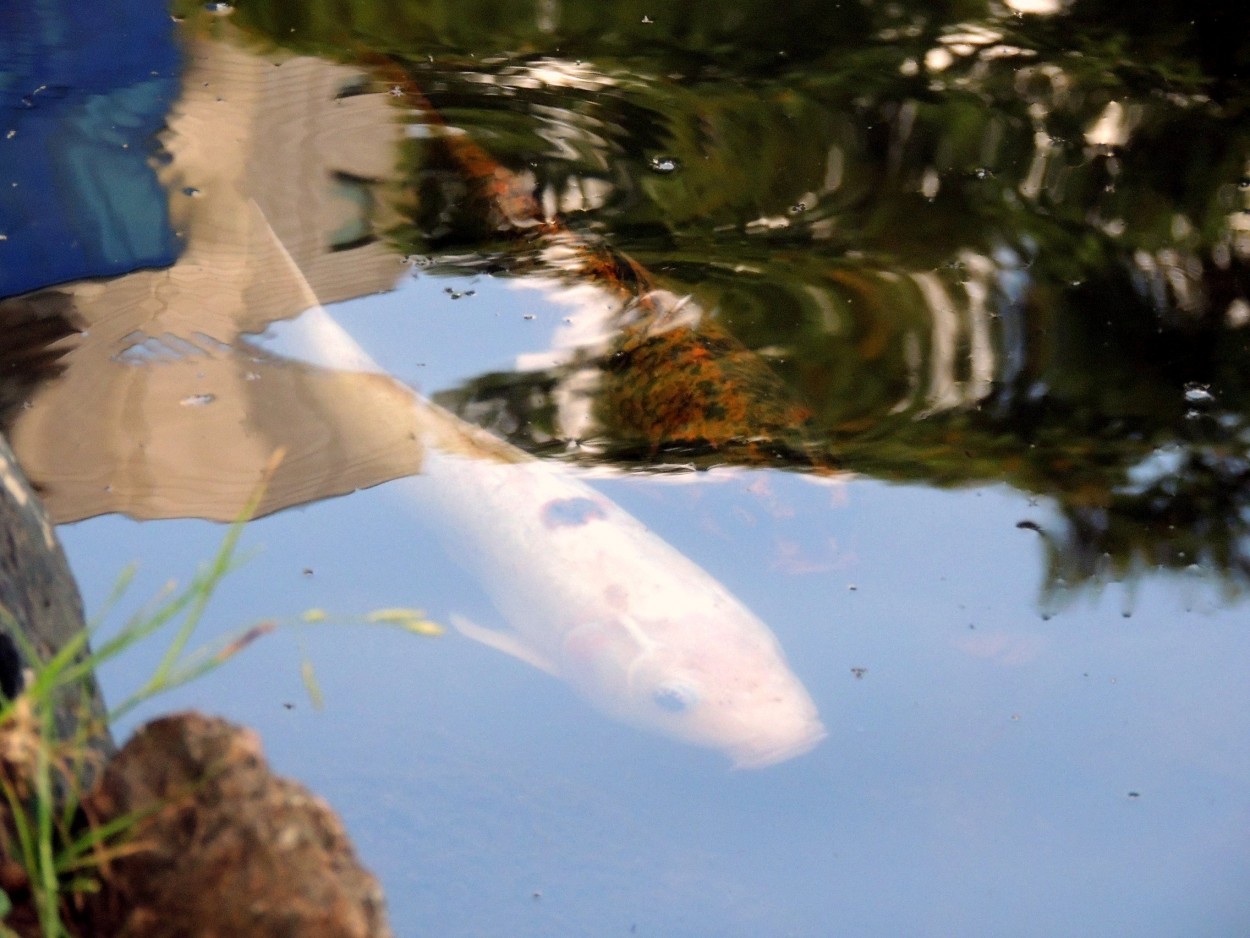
[4, 1, 1250, 935]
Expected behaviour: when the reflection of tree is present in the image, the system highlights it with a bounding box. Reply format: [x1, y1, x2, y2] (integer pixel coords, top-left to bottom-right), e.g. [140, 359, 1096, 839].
[0, 293, 78, 427]
[0, 38, 426, 526]
[1035, 444, 1250, 608]
[365, 54, 838, 470]
[196, 1, 1250, 590]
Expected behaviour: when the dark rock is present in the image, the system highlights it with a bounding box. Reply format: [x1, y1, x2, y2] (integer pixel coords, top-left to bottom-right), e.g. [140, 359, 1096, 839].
[0, 432, 111, 764]
[84, 712, 393, 938]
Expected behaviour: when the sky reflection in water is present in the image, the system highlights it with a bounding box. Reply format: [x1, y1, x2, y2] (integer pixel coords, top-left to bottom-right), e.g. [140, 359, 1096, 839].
[4, 2, 1250, 935]
[54, 275, 1250, 938]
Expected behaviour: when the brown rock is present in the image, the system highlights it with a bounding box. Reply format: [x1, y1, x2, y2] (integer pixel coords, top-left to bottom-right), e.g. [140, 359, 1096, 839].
[84, 712, 392, 938]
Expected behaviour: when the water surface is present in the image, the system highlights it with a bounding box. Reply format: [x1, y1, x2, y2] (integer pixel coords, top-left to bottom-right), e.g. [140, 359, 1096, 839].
[4, 1, 1250, 935]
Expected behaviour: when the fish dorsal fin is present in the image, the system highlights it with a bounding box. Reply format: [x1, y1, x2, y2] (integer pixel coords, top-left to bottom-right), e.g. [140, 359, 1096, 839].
[451, 614, 559, 676]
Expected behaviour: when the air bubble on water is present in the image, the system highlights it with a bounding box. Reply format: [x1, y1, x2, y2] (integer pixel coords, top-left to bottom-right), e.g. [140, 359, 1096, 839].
[1183, 382, 1214, 406]
[647, 155, 681, 174]
[204, 2, 233, 13]
[921, 167, 941, 200]
[180, 393, 216, 407]
[972, 167, 994, 180]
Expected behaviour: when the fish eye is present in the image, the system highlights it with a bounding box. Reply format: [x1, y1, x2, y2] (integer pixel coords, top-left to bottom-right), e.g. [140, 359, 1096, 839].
[652, 682, 700, 714]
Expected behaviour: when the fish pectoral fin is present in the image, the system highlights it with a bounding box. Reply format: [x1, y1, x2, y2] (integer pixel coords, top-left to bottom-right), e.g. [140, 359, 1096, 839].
[450, 614, 559, 676]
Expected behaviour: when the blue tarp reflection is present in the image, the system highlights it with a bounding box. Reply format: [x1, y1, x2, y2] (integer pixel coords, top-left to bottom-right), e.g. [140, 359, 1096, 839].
[0, 0, 181, 298]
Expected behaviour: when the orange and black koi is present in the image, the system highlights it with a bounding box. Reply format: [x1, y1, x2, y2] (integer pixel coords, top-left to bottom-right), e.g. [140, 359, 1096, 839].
[370, 54, 833, 468]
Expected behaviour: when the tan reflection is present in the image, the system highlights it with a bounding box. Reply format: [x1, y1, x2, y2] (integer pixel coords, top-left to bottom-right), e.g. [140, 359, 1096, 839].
[4, 34, 824, 767]
[9, 36, 416, 523]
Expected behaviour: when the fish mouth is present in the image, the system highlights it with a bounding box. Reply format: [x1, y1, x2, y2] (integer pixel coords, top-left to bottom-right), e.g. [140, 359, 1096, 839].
[729, 723, 827, 770]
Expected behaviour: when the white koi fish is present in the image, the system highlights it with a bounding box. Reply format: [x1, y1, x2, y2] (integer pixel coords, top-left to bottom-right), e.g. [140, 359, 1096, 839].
[262, 218, 825, 768]
[408, 443, 827, 768]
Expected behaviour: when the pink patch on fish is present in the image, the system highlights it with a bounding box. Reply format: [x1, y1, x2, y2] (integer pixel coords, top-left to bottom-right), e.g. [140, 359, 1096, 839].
[603, 583, 629, 610]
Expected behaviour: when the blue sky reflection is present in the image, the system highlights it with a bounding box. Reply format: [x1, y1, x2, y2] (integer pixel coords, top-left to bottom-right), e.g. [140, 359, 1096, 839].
[58, 456, 1250, 937]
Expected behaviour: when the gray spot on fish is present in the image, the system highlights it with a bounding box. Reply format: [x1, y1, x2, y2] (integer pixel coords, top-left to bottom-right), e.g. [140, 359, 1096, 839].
[652, 683, 699, 714]
[541, 497, 608, 529]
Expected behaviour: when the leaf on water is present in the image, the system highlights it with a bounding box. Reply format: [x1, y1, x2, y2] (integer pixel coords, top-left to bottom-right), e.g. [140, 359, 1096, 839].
[301, 608, 328, 623]
[300, 657, 324, 711]
[365, 608, 444, 636]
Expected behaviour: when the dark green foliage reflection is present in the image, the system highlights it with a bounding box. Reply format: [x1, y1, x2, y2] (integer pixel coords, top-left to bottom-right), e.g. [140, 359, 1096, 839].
[201, 0, 1250, 594]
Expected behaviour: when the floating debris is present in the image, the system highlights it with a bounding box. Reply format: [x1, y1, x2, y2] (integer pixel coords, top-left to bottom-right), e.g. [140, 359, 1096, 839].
[214, 621, 276, 663]
[365, 608, 444, 636]
[301, 657, 324, 709]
